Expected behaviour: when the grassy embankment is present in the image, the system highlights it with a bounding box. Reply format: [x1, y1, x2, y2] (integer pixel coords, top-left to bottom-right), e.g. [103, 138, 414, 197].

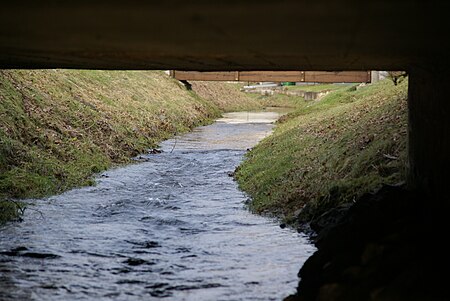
[0, 70, 277, 223]
[284, 83, 348, 92]
[236, 79, 408, 226]
[191, 81, 299, 111]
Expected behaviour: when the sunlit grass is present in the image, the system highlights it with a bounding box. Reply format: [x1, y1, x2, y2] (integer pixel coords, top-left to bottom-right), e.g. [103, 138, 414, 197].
[236, 79, 408, 224]
[1, 70, 261, 223]
[285, 83, 354, 92]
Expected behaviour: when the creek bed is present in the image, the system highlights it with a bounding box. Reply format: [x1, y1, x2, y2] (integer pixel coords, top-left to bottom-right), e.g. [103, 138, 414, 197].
[0, 111, 315, 301]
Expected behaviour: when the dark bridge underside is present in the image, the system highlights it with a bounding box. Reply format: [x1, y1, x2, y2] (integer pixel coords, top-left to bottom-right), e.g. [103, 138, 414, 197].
[1, 1, 449, 71]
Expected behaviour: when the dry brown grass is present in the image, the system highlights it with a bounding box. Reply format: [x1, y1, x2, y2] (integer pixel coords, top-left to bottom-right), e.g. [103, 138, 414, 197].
[0, 70, 223, 222]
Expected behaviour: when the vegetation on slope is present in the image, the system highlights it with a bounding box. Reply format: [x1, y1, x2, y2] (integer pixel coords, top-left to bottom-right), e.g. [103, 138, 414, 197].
[236, 79, 408, 225]
[191, 81, 300, 111]
[285, 83, 349, 92]
[191, 81, 263, 112]
[0, 70, 271, 223]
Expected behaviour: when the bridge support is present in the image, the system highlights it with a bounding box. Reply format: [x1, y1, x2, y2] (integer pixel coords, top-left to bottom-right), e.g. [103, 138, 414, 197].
[408, 65, 450, 203]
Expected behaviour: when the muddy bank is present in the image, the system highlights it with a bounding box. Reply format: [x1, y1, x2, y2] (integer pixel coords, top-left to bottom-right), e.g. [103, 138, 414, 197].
[286, 185, 449, 301]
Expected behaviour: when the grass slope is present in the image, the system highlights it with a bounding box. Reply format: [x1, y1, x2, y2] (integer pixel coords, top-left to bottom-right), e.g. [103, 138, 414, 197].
[191, 81, 301, 111]
[0, 70, 252, 222]
[236, 79, 408, 224]
[285, 83, 350, 92]
[191, 81, 263, 112]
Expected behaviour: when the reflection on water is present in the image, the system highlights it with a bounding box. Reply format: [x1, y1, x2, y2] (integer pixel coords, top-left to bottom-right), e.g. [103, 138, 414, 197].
[0, 111, 315, 301]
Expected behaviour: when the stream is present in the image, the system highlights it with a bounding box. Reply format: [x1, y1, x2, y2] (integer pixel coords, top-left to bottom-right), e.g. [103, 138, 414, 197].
[0, 110, 315, 301]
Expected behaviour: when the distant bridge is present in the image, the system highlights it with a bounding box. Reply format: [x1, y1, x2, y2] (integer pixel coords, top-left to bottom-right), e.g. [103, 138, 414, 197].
[170, 71, 371, 83]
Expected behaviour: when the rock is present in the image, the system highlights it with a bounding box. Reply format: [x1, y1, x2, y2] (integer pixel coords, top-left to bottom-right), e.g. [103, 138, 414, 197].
[288, 185, 450, 301]
[148, 148, 162, 154]
[133, 156, 150, 162]
[317, 283, 345, 301]
[309, 202, 353, 233]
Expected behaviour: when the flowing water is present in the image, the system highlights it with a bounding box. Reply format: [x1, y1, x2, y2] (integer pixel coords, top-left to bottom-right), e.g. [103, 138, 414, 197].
[0, 111, 315, 301]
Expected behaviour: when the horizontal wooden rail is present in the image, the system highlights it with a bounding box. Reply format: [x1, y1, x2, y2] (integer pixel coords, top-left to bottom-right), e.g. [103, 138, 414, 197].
[171, 71, 371, 83]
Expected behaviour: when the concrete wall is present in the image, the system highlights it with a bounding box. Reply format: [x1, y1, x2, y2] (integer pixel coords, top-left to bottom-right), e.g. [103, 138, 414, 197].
[1, 1, 449, 70]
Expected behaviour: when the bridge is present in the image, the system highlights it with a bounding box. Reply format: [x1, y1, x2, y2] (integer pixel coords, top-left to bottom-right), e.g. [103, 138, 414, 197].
[170, 71, 371, 83]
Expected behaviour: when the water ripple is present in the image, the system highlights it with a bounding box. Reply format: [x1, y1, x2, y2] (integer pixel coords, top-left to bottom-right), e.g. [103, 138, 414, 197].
[0, 111, 315, 301]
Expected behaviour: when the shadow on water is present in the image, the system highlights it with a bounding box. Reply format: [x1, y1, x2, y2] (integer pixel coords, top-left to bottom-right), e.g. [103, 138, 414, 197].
[0, 111, 315, 301]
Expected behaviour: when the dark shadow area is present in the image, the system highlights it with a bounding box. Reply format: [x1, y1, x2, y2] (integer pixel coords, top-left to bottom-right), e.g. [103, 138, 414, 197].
[287, 185, 449, 301]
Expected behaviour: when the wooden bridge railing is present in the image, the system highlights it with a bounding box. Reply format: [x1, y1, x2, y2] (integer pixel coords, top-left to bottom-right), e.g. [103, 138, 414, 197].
[170, 71, 371, 83]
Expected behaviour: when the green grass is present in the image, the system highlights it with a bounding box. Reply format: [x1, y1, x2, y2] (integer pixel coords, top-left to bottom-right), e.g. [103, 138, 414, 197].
[0, 70, 277, 224]
[245, 92, 307, 108]
[191, 81, 300, 111]
[285, 83, 354, 92]
[235, 79, 408, 224]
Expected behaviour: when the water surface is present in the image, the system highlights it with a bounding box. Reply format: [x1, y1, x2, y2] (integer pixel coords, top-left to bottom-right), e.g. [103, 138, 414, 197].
[0, 111, 315, 301]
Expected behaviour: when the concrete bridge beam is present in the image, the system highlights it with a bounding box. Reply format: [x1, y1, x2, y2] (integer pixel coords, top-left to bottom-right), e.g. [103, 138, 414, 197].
[408, 66, 450, 203]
